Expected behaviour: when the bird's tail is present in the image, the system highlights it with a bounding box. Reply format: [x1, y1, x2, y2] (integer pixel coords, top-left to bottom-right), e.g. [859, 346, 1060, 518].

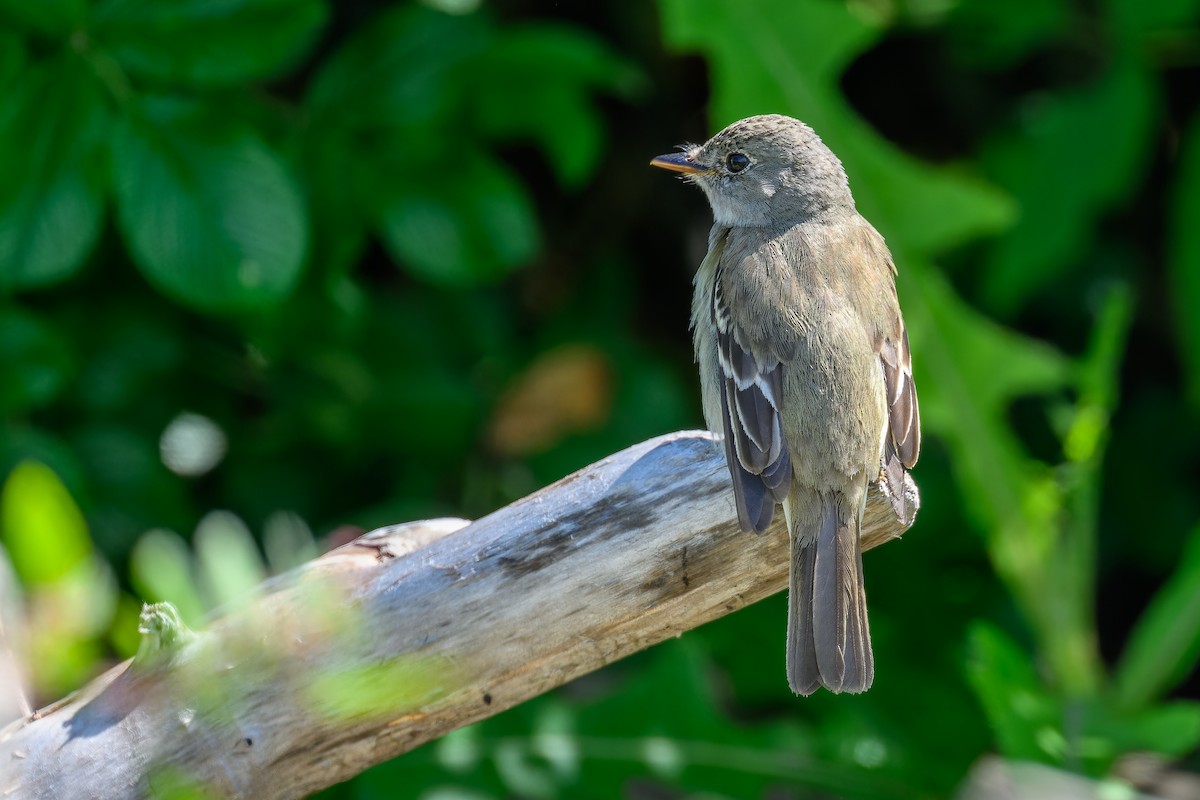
[784, 488, 874, 695]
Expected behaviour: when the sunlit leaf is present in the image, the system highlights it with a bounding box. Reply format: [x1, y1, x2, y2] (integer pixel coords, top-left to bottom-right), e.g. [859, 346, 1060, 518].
[0, 460, 91, 584]
[111, 96, 308, 312]
[306, 656, 457, 721]
[92, 0, 328, 87]
[130, 528, 207, 625]
[0, 53, 108, 290]
[193, 510, 264, 609]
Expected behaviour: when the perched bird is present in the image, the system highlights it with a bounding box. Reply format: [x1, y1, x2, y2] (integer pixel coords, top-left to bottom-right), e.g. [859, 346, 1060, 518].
[651, 114, 919, 695]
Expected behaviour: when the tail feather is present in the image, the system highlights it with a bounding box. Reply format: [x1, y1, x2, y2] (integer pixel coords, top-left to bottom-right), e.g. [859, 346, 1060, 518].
[785, 490, 873, 695]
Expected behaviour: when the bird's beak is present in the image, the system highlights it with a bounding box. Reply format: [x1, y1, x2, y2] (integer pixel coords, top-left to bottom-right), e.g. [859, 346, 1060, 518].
[650, 152, 703, 174]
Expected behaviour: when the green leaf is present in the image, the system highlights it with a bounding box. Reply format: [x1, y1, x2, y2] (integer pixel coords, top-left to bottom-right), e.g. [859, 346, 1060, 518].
[965, 623, 1062, 763]
[290, 124, 370, 279]
[298, 5, 490, 280]
[130, 528, 207, 625]
[0, 306, 73, 414]
[0, 460, 92, 585]
[946, 0, 1069, 68]
[1104, 0, 1200, 34]
[1114, 523, 1200, 711]
[979, 57, 1157, 314]
[1094, 702, 1200, 759]
[0, 0, 86, 36]
[193, 510, 264, 608]
[111, 96, 308, 312]
[473, 24, 643, 186]
[0, 30, 27, 90]
[1170, 112, 1200, 408]
[376, 151, 538, 286]
[304, 4, 488, 129]
[901, 258, 1071, 532]
[0, 53, 108, 290]
[306, 655, 457, 721]
[91, 0, 327, 87]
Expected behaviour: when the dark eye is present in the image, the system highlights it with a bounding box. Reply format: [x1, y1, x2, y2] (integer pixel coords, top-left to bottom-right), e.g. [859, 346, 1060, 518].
[726, 153, 750, 173]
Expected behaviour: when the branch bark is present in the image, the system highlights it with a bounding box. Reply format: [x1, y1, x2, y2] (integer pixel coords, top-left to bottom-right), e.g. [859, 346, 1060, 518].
[0, 431, 918, 799]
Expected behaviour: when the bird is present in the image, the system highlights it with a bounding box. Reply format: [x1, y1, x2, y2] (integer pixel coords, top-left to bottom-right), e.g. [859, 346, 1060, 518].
[650, 114, 919, 695]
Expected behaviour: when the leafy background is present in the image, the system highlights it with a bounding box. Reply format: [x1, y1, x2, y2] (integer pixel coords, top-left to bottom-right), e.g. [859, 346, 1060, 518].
[1, 0, 1199, 797]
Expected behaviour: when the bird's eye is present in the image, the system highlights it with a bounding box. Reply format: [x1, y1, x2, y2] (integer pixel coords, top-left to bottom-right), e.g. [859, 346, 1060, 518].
[726, 153, 750, 173]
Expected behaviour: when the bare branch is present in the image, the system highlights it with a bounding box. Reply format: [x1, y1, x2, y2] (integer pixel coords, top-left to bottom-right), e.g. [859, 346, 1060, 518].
[0, 431, 917, 799]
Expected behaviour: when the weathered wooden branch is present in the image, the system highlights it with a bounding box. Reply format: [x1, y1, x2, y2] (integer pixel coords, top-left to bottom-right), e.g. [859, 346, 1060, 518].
[0, 431, 917, 800]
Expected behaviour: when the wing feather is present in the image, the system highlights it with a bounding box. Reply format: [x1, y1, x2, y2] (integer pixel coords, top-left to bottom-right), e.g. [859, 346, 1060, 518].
[878, 317, 920, 525]
[713, 264, 792, 533]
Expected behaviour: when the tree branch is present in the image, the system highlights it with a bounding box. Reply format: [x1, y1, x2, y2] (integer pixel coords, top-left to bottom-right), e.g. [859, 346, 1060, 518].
[0, 431, 918, 799]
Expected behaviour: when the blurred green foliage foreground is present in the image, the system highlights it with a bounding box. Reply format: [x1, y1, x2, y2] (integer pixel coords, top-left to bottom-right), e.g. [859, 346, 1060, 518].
[2, 0, 1200, 797]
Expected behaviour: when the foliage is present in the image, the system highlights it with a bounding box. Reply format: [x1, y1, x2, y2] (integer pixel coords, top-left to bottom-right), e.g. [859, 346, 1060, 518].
[1, 0, 1199, 797]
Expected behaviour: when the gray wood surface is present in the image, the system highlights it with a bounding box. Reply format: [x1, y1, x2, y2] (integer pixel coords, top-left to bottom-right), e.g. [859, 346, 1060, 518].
[0, 430, 917, 799]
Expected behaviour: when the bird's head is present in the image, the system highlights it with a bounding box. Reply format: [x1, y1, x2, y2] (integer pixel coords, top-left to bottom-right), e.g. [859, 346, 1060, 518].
[651, 114, 853, 228]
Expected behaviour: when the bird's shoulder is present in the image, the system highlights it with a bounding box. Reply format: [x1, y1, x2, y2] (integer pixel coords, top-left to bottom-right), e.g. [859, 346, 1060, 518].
[713, 217, 898, 351]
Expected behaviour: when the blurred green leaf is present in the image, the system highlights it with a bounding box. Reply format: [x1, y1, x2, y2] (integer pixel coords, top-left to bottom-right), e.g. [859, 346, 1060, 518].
[1095, 701, 1200, 759]
[304, 4, 487, 130]
[1071, 285, 1133, 444]
[0, 0, 85, 36]
[262, 510, 317, 573]
[193, 510, 264, 608]
[299, 4, 489, 283]
[0, 53, 108, 290]
[144, 766, 212, 800]
[946, 0, 1069, 67]
[376, 151, 538, 285]
[291, 125, 370, 279]
[130, 528, 207, 625]
[0, 306, 73, 415]
[903, 260, 1071, 531]
[92, 0, 327, 87]
[111, 96, 308, 312]
[1170, 112, 1200, 408]
[965, 623, 1061, 763]
[473, 24, 642, 186]
[109, 592, 147, 658]
[1105, 0, 1200, 33]
[980, 58, 1157, 314]
[1114, 523, 1200, 711]
[306, 655, 456, 721]
[0, 30, 27, 89]
[0, 460, 91, 584]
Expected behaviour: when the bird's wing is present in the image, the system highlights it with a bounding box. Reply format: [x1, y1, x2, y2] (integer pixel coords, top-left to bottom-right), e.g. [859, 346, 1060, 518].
[711, 260, 792, 534]
[877, 315, 920, 525]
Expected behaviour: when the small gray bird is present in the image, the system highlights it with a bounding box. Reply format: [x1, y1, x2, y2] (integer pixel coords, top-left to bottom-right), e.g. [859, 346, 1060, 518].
[651, 114, 919, 695]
